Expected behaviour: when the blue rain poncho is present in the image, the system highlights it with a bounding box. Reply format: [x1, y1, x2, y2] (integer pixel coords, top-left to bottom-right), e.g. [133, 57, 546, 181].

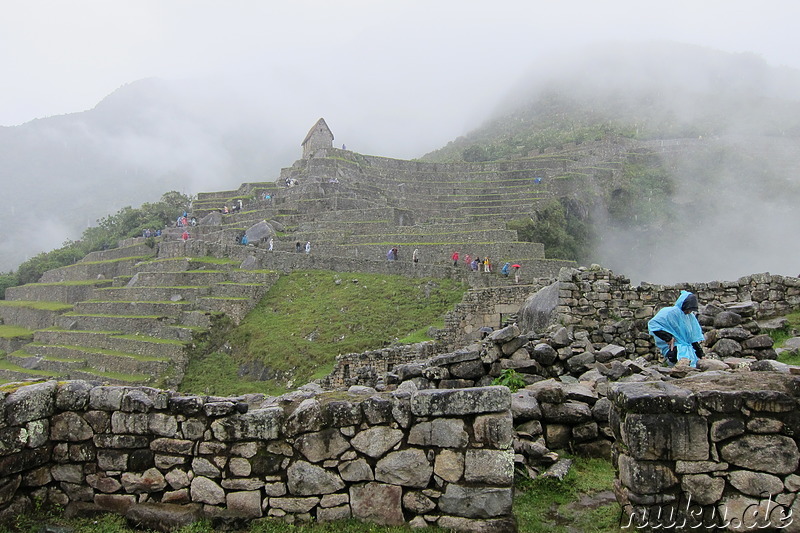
[647, 290, 704, 367]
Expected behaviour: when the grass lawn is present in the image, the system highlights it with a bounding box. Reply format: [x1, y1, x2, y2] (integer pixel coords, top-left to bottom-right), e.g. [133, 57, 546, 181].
[179, 270, 467, 396]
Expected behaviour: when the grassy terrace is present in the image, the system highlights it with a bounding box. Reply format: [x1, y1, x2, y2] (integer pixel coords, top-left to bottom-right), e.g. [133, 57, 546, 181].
[27, 344, 171, 362]
[0, 301, 73, 312]
[0, 325, 34, 339]
[16, 279, 113, 287]
[53, 254, 154, 268]
[60, 312, 168, 319]
[112, 334, 186, 344]
[0, 354, 58, 376]
[94, 285, 211, 290]
[138, 256, 241, 266]
[78, 368, 153, 382]
[38, 327, 122, 334]
[81, 300, 192, 305]
[180, 270, 468, 396]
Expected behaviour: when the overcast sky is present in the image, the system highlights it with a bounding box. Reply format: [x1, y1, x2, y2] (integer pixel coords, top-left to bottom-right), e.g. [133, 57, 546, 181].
[2, 0, 800, 156]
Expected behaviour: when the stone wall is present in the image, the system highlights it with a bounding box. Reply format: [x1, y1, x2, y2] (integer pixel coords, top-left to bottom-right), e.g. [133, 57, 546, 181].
[554, 268, 800, 335]
[318, 342, 441, 390]
[0, 380, 517, 532]
[609, 372, 800, 531]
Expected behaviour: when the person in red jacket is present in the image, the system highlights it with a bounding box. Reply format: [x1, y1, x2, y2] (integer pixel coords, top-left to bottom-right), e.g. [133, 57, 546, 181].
[451, 251, 459, 267]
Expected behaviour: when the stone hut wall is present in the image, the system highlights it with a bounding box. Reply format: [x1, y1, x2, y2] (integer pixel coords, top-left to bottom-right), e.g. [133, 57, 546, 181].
[609, 373, 800, 530]
[0, 381, 517, 532]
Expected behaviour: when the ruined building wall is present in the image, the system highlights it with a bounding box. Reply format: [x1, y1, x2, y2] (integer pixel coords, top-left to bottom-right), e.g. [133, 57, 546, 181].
[609, 373, 800, 530]
[0, 381, 516, 532]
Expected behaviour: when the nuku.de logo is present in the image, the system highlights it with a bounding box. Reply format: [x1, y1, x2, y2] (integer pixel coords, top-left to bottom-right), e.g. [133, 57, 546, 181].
[620, 492, 794, 530]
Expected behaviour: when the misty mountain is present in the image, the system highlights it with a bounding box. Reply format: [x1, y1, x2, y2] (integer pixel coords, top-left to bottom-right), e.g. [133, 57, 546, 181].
[423, 42, 800, 284]
[0, 78, 295, 272]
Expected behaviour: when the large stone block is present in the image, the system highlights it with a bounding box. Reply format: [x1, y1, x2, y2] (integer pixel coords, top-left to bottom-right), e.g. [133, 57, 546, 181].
[438, 484, 513, 519]
[375, 449, 432, 488]
[55, 381, 92, 411]
[125, 502, 203, 531]
[408, 418, 468, 448]
[510, 390, 541, 421]
[434, 449, 464, 483]
[350, 482, 403, 526]
[464, 449, 514, 485]
[294, 428, 350, 463]
[88, 386, 125, 411]
[728, 470, 784, 497]
[618, 455, 678, 494]
[410, 386, 510, 416]
[287, 461, 345, 495]
[351, 426, 403, 458]
[226, 490, 262, 518]
[473, 413, 513, 449]
[623, 413, 709, 461]
[4, 381, 56, 426]
[720, 434, 800, 475]
[211, 407, 283, 441]
[680, 474, 724, 505]
[540, 401, 592, 424]
[190, 476, 225, 505]
[50, 412, 93, 442]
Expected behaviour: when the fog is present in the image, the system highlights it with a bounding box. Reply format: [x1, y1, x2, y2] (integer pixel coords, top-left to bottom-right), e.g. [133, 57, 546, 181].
[2, 1, 800, 282]
[499, 42, 800, 284]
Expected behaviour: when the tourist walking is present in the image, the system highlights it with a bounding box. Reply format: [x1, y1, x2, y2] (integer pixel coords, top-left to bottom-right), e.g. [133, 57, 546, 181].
[268, 237, 274, 251]
[305, 241, 311, 254]
[452, 251, 459, 267]
[483, 257, 491, 273]
[413, 249, 419, 264]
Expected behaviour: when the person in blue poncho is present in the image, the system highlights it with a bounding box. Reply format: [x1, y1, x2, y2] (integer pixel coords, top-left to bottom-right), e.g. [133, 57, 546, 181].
[648, 290, 705, 367]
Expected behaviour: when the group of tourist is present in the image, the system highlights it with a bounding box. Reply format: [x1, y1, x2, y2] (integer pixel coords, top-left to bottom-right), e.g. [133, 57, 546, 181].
[175, 212, 196, 228]
[142, 228, 162, 238]
[451, 251, 522, 282]
[220, 200, 244, 215]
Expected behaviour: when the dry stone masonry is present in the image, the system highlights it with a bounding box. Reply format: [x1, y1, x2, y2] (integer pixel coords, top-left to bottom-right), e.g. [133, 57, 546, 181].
[0, 381, 517, 532]
[610, 372, 800, 531]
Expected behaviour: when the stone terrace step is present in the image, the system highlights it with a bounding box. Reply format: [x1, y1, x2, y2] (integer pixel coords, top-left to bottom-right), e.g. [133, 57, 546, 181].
[288, 228, 521, 247]
[8, 350, 87, 372]
[0, 363, 58, 382]
[33, 329, 186, 358]
[56, 314, 196, 341]
[312, 242, 546, 264]
[296, 220, 507, 235]
[19, 344, 171, 376]
[39, 255, 153, 283]
[73, 301, 191, 317]
[0, 302, 73, 330]
[130, 269, 277, 287]
[81, 242, 157, 263]
[4, 279, 114, 304]
[91, 286, 213, 302]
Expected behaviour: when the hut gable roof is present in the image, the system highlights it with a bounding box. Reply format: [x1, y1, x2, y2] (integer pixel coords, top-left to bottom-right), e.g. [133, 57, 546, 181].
[302, 118, 334, 146]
